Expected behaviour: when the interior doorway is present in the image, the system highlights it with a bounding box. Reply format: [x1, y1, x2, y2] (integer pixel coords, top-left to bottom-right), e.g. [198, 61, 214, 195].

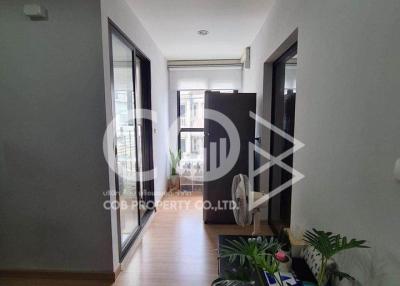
[268, 43, 298, 233]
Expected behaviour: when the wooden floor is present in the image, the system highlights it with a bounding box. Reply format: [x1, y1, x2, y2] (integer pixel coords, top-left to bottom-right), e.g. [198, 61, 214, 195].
[0, 279, 111, 286]
[113, 191, 272, 286]
[0, 191, 272, 286]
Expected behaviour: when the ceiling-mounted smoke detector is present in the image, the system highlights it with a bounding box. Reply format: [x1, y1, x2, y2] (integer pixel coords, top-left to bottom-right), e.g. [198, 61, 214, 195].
[197, 30, 209, 36]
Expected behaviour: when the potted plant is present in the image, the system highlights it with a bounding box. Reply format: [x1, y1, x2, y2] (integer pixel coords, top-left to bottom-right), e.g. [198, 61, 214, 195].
[169, 149, 181, 191]
[303, 229, 370, 286]
[213, 237, 285, 286]
[277, 228, 291, 254]
[276, 228, 292, 273]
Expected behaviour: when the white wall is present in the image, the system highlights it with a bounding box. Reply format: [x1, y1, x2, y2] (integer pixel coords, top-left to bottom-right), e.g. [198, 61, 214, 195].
[0, 0, 113, 272]
[168, 67, 242, 151]
[100, 0, 170, 269]
[243, 0, 400, 284]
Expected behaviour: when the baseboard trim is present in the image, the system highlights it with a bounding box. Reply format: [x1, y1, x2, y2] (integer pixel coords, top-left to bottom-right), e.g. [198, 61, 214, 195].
[114, 264, 121, 280]
[0, 269, 117, 282]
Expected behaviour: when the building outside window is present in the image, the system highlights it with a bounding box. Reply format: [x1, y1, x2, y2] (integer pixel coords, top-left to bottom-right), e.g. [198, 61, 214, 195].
[177, 89, 235, 191]
[178, 90, 204, 191]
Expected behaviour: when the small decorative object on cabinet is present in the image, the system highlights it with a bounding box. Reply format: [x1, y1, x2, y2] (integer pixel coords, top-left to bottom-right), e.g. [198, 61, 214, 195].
[275, 250, 292, 273]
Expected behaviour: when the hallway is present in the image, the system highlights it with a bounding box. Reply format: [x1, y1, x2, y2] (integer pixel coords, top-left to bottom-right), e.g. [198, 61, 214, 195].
[113, 191, 272, 286]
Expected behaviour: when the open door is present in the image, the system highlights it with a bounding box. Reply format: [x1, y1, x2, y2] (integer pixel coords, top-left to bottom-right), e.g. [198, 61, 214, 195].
[203, 91, 256, 224]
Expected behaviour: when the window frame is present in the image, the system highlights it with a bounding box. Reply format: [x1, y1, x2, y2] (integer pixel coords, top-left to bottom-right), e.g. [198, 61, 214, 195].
[177, 90, 205, 151]
[177, 89, 238, 151]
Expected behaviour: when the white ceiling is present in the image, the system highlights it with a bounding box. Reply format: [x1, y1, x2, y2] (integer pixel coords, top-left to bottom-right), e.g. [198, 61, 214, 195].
[126, 0, 273, 60]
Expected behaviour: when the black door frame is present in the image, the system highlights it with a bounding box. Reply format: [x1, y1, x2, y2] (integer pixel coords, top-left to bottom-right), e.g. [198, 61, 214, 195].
[268, 42, 298, 234]
[108, 19, 155, 261]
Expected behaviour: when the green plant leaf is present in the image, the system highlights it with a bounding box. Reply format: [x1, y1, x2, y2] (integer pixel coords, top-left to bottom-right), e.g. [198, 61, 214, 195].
[218, 236, 282, 285]
[211, 267, 255, 286]
[331, 270, 356, 281]
[303, 229, 370, 286]
[211, 278, 254, 286]
[169, 149, 182, 175]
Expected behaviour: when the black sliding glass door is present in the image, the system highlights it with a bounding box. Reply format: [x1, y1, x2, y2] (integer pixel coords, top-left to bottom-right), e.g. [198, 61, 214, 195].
[109, 21, 154, 260]
[111, 32, 140, 247]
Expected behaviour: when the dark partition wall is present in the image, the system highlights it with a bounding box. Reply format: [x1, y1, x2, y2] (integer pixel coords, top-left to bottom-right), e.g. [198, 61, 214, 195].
[203, 92, 256, 224]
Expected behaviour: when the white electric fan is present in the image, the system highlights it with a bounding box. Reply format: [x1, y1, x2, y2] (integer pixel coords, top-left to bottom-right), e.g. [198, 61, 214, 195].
[231, 174, 268, 235]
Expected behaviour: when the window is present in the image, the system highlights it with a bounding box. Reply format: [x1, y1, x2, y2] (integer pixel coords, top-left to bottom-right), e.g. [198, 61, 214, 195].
[179, 90, 204, 129]
[193, 103, 198, 117]
[177, 89, 236, 191]
[180, 138, 186, 153]
[180, 104, 186, 126]
[191, 133, 202, 154]
[177, 90, 204, 191]
[180, 104, 186, 116]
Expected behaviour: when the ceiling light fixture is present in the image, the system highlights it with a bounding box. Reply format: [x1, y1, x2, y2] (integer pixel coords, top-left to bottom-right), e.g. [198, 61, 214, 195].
[197, 29, 209, 36]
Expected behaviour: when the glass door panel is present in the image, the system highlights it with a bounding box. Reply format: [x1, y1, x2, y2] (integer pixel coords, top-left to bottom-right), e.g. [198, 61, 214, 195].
[134, 56, 146, 220]
[111, 33, 139, 246]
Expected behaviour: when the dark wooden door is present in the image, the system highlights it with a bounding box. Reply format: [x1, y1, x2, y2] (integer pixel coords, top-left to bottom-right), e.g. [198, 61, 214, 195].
[203, 91, 256, 224]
